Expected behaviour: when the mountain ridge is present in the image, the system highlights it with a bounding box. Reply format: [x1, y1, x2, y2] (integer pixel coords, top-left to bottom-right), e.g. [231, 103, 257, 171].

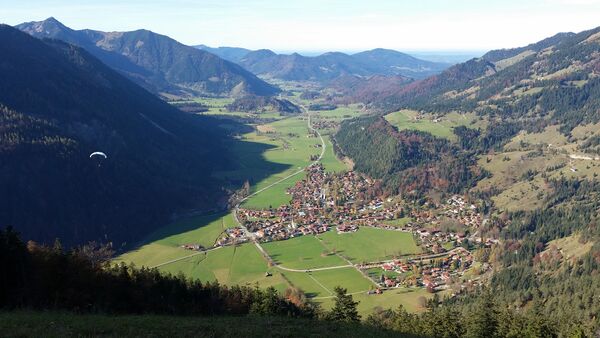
[16, 18, 279, 97]
[195, 45, 450, 82]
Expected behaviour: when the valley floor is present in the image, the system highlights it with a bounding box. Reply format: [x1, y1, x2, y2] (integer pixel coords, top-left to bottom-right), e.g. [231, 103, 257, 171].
[117, 99, 484, 316]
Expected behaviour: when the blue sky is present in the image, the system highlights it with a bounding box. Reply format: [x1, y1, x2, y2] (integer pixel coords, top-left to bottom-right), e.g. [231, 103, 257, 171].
[2, 0, 600, 52]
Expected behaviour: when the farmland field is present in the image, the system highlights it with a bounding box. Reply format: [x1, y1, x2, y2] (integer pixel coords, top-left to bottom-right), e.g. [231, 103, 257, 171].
[160, 243, 289, 291]
[117, 212, 237, 267]
[262, 235, 347, 269]
[317, 227, 420, 263]
[282, 267, 375, 298]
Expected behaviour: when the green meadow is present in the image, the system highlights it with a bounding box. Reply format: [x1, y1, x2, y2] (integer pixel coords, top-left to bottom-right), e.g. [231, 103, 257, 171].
[262, 235, 347, 270]
[317, 227, 420, 263]
[159, 243, 288, 291]
[117, 212, 237, 267]
[282, 267, 375, 298]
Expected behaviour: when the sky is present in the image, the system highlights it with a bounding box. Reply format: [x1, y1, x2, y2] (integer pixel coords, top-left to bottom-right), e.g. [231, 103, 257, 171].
[2, 0, 600, 53]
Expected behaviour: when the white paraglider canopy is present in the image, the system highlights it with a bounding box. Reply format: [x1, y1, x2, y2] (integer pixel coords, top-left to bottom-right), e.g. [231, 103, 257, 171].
[89, 151, 107, 159]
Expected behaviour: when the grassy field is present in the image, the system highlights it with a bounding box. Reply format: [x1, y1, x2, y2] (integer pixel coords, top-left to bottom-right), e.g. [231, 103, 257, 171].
[321, 136, 349, 172]
[354, 287, 433, 313]
[116, 243, 191, 269]
[311, 105, 363, 121]
[282, 267, 375, 299]
[317, 228, 420, 263]
[545, 233, 595, 260]
[159, 243, 288, 292]
[117, 212, 237, 267]
[262, 235, 347, 270]
[0, 311, 400, 338]
[503, 125, 568, 151]
[384, 110, 483, 141]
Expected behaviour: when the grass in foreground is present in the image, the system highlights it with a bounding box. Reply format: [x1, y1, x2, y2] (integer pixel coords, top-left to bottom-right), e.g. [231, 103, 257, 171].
[0, 311, 402, 338]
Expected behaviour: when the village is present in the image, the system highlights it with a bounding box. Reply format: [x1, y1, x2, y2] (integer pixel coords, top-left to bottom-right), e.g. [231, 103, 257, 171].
[180, 163, 495, 293]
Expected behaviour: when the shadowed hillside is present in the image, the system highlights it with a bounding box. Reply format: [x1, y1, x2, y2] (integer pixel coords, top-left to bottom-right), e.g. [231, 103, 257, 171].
[0, 25, 235, 246]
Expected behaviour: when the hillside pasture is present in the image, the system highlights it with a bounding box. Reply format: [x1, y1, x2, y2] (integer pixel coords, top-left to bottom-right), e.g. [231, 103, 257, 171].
[384, 110, 483, 140]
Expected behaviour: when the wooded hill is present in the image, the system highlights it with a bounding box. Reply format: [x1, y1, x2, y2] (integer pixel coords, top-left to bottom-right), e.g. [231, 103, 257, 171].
[335, 116, 486, 197]
[17, 18, 279, 98]
[0, 25, 234, 247]
[226, 95, 302, 115]
[374, 27, 600, 132]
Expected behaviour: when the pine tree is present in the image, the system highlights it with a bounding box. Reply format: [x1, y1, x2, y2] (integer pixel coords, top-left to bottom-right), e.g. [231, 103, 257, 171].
[466, 292, 499, 338]
[327, 286, 361, 322]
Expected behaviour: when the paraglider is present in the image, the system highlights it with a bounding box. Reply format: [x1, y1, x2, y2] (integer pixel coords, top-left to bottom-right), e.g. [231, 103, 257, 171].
[89, 151, 107, 166]
[89, 152, 107, 159]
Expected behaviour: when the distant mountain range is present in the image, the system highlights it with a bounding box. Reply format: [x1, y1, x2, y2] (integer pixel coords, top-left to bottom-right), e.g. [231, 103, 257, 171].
[195, 44, 252, 64]
[17, 18, 279, 97]
[196, 45, 450, 82]
[0, 25, 233, 246]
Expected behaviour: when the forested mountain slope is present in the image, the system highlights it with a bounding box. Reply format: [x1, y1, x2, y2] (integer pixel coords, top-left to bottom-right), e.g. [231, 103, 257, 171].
[17, 18, 279, 97]
[0, 25, 232, 247]
[376, 26, 600, 131]
[334, 26, 600, 336]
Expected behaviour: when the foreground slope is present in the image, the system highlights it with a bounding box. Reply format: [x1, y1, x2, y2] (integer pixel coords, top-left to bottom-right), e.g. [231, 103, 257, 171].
[0, 312, 402, 338]
[17, 18, 279, 97]
[0, 25, 231, 246]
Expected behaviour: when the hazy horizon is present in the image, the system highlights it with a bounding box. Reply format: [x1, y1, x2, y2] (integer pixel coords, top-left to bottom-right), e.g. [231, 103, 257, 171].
[3, 0, 600, 52]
